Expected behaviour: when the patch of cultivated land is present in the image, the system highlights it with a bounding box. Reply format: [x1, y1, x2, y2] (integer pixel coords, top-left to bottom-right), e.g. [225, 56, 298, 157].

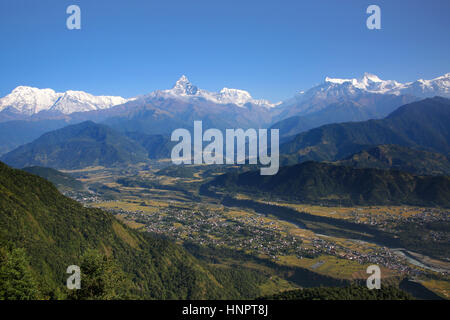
[68, 164, 449, 299]
[420, 279, 450, 299]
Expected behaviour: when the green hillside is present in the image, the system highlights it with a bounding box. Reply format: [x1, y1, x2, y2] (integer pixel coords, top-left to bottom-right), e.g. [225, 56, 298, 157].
[22, 166, 85, 191]
[334, 145, 450, 176]
[1, 121, 149, 169]
[0, 161, 232, 299]
[125, 132, 174, 159]
[280, 97, 450, 164]
[260, 286, 413, 300]
[209, 161, 450, 207]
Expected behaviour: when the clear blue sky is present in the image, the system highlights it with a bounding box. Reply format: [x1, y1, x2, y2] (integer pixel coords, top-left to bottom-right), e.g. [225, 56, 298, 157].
[0, 0, 449, 101]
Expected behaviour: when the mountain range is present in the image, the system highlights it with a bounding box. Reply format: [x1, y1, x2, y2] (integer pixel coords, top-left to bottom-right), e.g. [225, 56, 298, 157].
[144, 75, 279, 108]
[1, 73, 448, 121]
[278, 72, 450, 119]
[272, 93, 417, 139]
[2, 97, 450, 172]
[0, 73, 448, 155]
[280, 97, 450, 165]
[0, 75, 278, 119]
[0, 86, 129, 115]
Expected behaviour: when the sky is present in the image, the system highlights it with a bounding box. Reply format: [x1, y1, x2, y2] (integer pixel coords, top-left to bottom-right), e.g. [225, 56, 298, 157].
[0, 0, 449, 102]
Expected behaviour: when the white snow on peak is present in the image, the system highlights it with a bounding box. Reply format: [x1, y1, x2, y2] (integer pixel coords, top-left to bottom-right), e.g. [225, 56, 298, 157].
[0, 86, 61, 115]
[51, 90, 128, 114]
[0, 86, 129, 115]
[169, 75, 199, 96]
[320, 73, 450, 97]
[147, 75, 279, 108]
[324, 77, 353, 85]
[286, 72, 450, 115]
[217, 88, 252, 104]
[325, 73, 392, 91]
[361, 72, 382, 83]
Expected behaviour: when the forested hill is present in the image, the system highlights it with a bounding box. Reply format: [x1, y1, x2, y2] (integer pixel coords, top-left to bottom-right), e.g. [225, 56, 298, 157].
[0, 161, 228, 299]
[209, 161, 450, 207]
[0, 121, 148, 169]
[334, 145, 450, 176]
[22, 166, 84, 191]
[280, 97, 450, 164]
[259, 286, 413, 300]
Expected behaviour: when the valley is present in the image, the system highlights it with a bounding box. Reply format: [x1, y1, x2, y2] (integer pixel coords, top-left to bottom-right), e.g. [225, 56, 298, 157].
[61, 162, 450, 299]
[1, 0, 449, 305]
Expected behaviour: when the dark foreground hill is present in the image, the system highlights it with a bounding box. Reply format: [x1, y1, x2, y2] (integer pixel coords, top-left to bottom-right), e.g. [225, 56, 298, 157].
[334, 145, 450, 176]
[209, 161, 450, 207]
[0, 121, 149, 169]
[260, 286, 413, 300]
[280, 97, 450, 164]
[0, 161, 230, 299]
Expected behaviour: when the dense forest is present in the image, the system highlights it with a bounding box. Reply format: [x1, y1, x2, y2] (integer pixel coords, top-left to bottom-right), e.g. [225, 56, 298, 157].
[0, 161, 237, 299]
[209, 161, 450, 207]
[260, 286, 413, 300]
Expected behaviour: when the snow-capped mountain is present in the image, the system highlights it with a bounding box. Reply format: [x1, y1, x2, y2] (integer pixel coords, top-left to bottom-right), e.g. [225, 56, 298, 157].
[0, 86, 62, 115]
[281, 72, 450, 116]
[1, 73, 448, 119]
[395, 73, 450, 97]
[51, 91, 129, 114]
[145, 75, 279, 108]
[321, 72, 450, 97]
[0, 86, 128, 115]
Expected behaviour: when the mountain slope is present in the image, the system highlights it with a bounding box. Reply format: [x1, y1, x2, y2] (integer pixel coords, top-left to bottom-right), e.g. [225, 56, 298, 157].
[0, 161, 230, 299]
[101, 76, 276, 133]
[209, 161, 450, 207]
[0, 119, 69, 155]
[21, 166, 84, 191]
[271, 94, 417, 138]
[0, 121, 149, 169]
[280, 97, 450, 164]
[0, 76, 278, 132]
[125, 132, 174, 159]
[277, 73, 450, 120]
[102, 97, 274, 134]
[146, 75, 279, 108]
[334, 145, 450, 176]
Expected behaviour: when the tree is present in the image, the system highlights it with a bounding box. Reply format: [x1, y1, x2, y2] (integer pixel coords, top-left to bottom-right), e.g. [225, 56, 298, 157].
[68, 249, 132, 300]
[0, 247, 40, 300]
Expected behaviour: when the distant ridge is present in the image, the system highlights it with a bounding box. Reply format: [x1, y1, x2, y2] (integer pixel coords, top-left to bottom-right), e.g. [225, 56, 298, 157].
[280, 97, 450, 164]
[334, 145, 450, 176]
[0, 121, 148, 169]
